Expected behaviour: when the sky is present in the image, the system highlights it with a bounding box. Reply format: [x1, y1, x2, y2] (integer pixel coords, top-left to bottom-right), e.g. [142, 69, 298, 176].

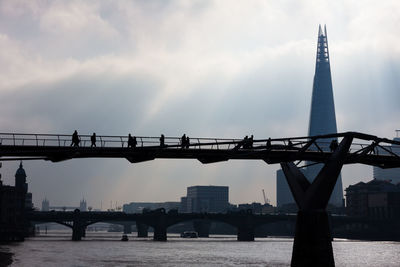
[0, 0, 399, 209]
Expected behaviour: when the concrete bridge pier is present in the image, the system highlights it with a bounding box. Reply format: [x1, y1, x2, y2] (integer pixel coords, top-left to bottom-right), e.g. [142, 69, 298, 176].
[291, 210, 333, 266]
[193, 220, 211, 237]
[72, 221, 84, 241]
[151, 212, 167, 241]
[237, 224, 255, 241]
[281, 135, 353, 267]
[71, 209, 85, 241]
[153, 226, 167, 241]
[136, 222, 149, 237]
[123, 223, 132, 234]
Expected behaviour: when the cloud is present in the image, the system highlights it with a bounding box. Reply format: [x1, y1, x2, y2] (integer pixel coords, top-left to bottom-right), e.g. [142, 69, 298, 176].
[0, 0, 399, 207]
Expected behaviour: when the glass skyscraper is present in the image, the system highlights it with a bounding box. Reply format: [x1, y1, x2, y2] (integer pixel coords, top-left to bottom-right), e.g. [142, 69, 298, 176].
[277, 25, 343, 207]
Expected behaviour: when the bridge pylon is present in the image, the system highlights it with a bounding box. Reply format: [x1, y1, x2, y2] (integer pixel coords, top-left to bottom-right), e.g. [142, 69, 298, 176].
[72, 210, 84, 241]
[281, 135, 353, 267]
[136, 221, 149, 237]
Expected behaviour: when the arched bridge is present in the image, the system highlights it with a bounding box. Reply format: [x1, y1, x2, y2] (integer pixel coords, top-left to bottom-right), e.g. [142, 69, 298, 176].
[0, 131, 399, 168]
[28, 209, 295, 241]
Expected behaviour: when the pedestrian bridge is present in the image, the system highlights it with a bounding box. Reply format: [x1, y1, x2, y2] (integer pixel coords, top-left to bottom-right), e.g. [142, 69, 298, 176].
[0, 131, 399, 168]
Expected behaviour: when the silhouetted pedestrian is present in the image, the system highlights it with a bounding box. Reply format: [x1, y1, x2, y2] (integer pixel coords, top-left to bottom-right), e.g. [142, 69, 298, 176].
[248, 135, 254, 148]
[91, 133, 96, 147]
[71, 130, 80, 147]
[128, 134, 137, 148]
[243, 135, 249, 149]
[160, 134, 165, 147]
[266, 137, 272, 149]
[329, 139, 338, 152]
[288, 140, 293, 147]
[181, 134, 186, 149]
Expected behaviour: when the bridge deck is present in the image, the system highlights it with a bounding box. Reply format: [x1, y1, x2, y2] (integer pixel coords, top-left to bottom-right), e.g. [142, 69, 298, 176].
[1, 132, 399, 168]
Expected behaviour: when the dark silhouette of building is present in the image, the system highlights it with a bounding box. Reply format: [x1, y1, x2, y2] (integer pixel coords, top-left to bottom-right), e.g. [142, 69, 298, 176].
[0, 162, 32, 241]
[373, 131, 400, 184]
[345, 179, 400, 219]
[42, 198, 50, 211]
[276, 25, 343, 207]
[80, 198, 87, 211]
[181, 185, 229, 213]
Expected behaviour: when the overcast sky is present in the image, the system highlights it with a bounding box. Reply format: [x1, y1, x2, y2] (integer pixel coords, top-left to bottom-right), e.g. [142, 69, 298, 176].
[0, 0, 399, 209]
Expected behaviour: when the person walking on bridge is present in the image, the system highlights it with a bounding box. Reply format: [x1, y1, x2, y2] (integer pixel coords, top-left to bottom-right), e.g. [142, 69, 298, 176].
[128, 134, 137, 148]
[181, 134, 187, 149]
[329, 139, 338, 152]
[160, 134, 165, 147]
[71, 130, 80, 147]
[91, 133, 97, 147]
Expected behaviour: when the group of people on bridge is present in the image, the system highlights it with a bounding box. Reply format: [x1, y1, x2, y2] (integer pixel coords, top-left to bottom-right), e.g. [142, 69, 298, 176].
[70, 131, 340, 152]
[70, 131, 191, 149]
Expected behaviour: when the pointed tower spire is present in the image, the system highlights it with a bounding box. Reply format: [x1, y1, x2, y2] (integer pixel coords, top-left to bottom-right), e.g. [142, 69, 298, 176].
[309, 25, 336, 136]
[306, 25, 343, 207]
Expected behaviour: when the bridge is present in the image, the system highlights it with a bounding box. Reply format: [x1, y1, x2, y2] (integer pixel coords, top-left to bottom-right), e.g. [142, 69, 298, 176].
[28, 209, 295, 241]
[0, 131, 399, 167]
[29, 209, 396, 242]
[3, 131, 400, 267]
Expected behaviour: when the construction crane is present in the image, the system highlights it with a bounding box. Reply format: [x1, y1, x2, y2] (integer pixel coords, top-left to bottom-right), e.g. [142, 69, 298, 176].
[262, 189, 269, 205]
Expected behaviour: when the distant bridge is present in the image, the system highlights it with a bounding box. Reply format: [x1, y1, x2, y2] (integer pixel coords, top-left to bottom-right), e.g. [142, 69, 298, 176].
[28, 209, 295, 241]
[28, 210, 394, 242]
[0, 131, 399, 168]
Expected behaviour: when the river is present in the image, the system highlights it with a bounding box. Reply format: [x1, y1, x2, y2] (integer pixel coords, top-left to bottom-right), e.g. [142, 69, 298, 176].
[1, 231, 400, 266]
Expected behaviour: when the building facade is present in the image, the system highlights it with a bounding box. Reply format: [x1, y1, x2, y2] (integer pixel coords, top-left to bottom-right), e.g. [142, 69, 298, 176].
[182, 185, 229, 213]
[276, 25, 343, 207]
[0, 162, 32, 241]
[373, 134, 400, 184]
[345, 179, 400, 219]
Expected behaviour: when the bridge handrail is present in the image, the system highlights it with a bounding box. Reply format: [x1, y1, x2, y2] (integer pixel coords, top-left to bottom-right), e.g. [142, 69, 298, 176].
[0, 132, 399, 157]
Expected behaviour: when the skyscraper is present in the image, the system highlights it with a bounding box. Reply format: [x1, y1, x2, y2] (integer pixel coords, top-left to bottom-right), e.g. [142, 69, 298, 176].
[305, 25, 343, 207]
[276, 25, 343, 207]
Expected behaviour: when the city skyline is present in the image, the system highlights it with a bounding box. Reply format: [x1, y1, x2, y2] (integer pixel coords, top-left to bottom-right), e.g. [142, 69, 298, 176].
[0, 1, 399, 208]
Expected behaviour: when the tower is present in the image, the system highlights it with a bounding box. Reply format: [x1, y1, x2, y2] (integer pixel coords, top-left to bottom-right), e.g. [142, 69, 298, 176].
[306, 25, 343, 207]
[42, 198, 50, 211]
[276, 25, 343, 208]
[15, 161, 28, 194]
[80, 198, 87, 211]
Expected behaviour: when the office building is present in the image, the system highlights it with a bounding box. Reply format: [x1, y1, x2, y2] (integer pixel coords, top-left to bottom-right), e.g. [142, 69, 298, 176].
[183, 185, 229, 213]
[345, 179, 400, 219]
[276, 25, 343, 207]
[373, 132, 400, 184]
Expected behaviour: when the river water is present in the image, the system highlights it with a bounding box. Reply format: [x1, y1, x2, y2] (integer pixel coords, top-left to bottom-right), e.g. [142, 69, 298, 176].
[2, 231, 400, 266]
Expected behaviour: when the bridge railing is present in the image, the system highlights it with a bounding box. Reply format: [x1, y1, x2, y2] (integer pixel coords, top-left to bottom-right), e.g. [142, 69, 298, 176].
[0, 132, 399, 157]
[0, 133, 245, 150]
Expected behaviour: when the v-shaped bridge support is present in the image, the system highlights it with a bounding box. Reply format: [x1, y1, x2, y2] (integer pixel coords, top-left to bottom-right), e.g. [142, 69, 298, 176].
[280, 135, 353, 267]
